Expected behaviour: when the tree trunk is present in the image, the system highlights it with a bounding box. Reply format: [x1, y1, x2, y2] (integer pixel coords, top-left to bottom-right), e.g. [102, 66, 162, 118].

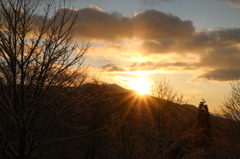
[19, 129, 26, 159]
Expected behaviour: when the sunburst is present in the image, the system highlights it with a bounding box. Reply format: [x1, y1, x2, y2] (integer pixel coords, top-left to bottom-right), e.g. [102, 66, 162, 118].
[132, 76, 151, 95]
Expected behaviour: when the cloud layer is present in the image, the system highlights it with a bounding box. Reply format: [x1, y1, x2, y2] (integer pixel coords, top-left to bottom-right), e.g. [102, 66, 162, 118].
[45, 6, 240, 82]
[129, 28, 240, 81]
[53, 6, 194, 41]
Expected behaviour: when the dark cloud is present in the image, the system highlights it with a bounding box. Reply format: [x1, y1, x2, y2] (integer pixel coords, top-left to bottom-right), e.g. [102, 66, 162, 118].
[75, 7, 133, 40]
[101, 64, 126, 72]
[140, 39, 180, 54]
[190, 29, 240, 81]
[132, 10, 194, 39]
[198, 69, 240, 81]
[51, 6, 194, 41]
[130, 61, 195, 71]
[106, 43, 128, 52]
[190, 29, 240, 49]
[140, 28, 240, 54]
[199, 46, 240, 69]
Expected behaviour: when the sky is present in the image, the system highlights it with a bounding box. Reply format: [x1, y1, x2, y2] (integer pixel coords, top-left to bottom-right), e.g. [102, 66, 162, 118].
[42, 0, 240, 112]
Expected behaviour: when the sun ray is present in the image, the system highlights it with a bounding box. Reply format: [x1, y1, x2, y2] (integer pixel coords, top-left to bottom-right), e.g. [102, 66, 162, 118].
[132, 76, 151, 95]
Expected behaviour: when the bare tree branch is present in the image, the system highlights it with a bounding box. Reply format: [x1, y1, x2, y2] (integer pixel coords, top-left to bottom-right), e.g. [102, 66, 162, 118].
[0, 0, 90, 158]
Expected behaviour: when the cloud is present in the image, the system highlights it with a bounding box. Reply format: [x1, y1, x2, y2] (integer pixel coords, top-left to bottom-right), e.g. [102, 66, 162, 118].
[140, 39, 181, 54]
[190, 29, 240, 76]
[86, 26, 240, 83]
[199, 45, 240, 69]
[130, 60, 195, 72]
[50, 6, 194, 41]
[132, 10, 194, 39]
[63, 6, 133, 41]
[106, 43, 128, 52]
[220, 0, 240, 8]
[125, 28, 240, 82]
[94, 22, 240, 82]
[39, 6, 240, 82]
[138, 28, 240, 79]
[198, 69, 240, 81]
[140, 28, 240, 54]
[101, 64, 126, 72]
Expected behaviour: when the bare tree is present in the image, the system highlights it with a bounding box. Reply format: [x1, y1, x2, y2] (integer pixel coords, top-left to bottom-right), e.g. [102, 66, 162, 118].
[221, 80, 240, 120]
[143, 76, 192, 158]
[151, 76, 184, 105]
[218, 79, 240, 158]
[0, 0, 90, 158]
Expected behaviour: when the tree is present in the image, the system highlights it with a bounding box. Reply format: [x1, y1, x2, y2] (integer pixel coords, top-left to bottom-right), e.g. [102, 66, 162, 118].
[221, 80, 240, 120]
[194, 99, 212, 150]
[141, 76, 192, 158]
[0, 0, 90, 158]
[218, 79, 240, 158]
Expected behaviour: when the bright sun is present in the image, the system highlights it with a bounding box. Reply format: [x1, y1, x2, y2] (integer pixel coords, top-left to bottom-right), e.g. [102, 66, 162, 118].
[133, 76, 151, 95]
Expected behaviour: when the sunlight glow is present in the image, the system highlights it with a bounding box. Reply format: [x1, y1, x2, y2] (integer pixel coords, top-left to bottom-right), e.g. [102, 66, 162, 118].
[133, 76, 151, 95]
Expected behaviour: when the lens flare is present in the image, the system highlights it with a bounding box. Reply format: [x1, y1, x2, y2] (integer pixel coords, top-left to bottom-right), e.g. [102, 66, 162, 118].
[133, 76, 151, 95]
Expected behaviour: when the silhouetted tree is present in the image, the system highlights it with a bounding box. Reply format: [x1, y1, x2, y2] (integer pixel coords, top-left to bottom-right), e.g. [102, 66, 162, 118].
[194, 99, 212, 150]
[0, 0, 90, 158]
[140, 76, 192, 158]
[218, 79, 240, 158]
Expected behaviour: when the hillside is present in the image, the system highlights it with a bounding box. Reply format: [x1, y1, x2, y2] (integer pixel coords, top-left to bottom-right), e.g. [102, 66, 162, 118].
[1, 83, 236, 159]
[74, 83, 237, 159]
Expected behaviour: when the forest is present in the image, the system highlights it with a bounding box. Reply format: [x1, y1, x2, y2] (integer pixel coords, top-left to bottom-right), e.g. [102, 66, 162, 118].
[0, 0, 240, 159]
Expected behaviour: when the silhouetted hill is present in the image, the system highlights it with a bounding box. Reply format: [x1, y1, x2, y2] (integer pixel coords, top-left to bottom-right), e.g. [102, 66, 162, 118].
[182, 104, 198, 113]
[14, 83, 235, 158]
[107, 83, 127, 91]
[81, 83, 225, 120]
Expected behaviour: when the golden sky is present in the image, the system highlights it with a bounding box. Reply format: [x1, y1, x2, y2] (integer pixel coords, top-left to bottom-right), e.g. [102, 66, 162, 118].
[36, 0, 240, 111]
